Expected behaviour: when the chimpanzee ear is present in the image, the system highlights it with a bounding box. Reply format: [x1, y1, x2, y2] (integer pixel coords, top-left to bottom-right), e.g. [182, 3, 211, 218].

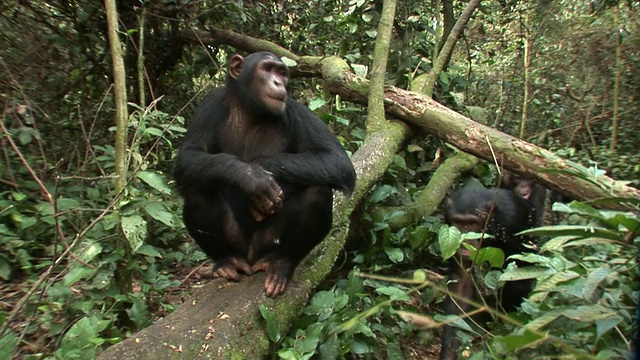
[228, 55, 244, 79]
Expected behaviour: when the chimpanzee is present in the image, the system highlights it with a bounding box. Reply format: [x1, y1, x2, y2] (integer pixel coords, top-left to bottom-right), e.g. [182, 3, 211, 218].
[440, 179, 534, 360]
[499, 170, 547, 227]
[173, 52, 356, 298]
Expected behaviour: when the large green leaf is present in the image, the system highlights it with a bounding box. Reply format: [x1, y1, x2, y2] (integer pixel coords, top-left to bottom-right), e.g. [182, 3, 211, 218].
[121, 214, 147, 252]
[137, 170, 172, 195]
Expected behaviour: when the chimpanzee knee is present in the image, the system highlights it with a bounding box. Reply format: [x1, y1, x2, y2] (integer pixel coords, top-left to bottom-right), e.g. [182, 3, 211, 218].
[277, 186, 333, 257]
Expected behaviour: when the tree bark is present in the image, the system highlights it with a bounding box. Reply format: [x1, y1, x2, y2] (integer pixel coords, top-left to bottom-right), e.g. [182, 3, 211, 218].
[103, 0, 133, 292]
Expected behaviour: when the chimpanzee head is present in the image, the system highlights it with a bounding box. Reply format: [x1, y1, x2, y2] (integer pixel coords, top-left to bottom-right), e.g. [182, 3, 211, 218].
[502, 171, 534, 200]
[227, 52, 289, 117]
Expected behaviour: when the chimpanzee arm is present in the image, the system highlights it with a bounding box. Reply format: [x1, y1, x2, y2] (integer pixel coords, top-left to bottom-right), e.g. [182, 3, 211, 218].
[174, 145, 265, 194]
[173, 90, 271, 195]
[256, 101, 356, 193]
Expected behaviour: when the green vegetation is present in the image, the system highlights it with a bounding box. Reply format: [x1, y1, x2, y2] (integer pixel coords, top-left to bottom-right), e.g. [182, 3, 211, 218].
[0, 0, 637, 359]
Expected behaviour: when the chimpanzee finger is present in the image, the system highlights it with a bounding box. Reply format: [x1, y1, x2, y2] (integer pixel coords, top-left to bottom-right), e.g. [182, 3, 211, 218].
[251, 196, 275, 220]
[213, 257, 252, 280]
[267, 181, 283, 211]
[250, 206, 266, 221]
[213, 265, 240, 281]
[264, 272, 288, 298]
[235, 259, 253, 275]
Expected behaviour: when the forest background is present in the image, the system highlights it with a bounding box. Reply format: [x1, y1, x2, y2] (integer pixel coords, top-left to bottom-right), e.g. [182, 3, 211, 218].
[0, 0, 638, 359]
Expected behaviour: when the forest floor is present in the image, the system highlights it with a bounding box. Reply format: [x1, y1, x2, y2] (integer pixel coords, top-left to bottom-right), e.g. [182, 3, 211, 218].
[1, 261, 442, 359]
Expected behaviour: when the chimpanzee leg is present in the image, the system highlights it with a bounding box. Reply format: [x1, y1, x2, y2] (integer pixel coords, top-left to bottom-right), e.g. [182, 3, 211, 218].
[250, 185, 333, 297]
[181, 189, 252, 280]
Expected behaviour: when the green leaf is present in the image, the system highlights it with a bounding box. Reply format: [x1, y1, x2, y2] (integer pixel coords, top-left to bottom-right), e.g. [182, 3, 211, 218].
[280, 56, 297, 67]
[351, 339, 372, 354]
[63, 267, 93, 286]
[144, 201, 177, 227]
[135, 244, 162, 258]
[595, 314, 623, 339]
[305, 291, 339, 321]
[492, 330, 544, 352]
[308, 98, 327, 111]
[499, 265, 553, 282]
[58, 317, 98, 358]
[57, 197, 81, 211]
[11, 191, 27, 201]
[470, 246, 504, 268]
[484, 270, 501, 290]
[524, 308, 563, 331]
[18, 128, 33, 145]
[296, 333, 320, 354]
[375, 286, 409, 301]
[318, 334, 340, 360]
[582, 268, 613, 300]
[75, 240, 103, 263]
[126, 295, 150, 328]
[369, 184, 397, 203]
[386, 343, 404, 360]
[121, 214, 147, 252]
[0, 257, 10, 280]
[144, 127, 163, 137]
[533, 270, 580, 294]
[438, 225, 463, 260]
[384, 247, 404, 263]
[523, 225, 623, 242]
[351, 64, 368, 77]
[277, 349, 299, 360]
[137, 171, 172, 195]
[0, 329, 17, 359]
[259, 304, 281, 342]
[562, 304, 617, 322]
[90, 269, 114, 290]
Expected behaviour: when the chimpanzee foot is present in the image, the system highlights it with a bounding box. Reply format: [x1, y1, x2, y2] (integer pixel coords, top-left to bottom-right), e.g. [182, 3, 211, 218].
[212, 256, 253, 281]
[251, 256, 294, 298]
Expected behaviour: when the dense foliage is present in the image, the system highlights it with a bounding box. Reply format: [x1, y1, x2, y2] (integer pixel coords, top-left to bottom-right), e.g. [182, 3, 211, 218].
[0, 0, 637, 359]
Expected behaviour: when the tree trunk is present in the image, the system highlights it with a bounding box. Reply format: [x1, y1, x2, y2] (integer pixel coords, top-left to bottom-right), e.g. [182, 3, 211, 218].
[520, 11, 531, 140]
[103, 0, 132, 292]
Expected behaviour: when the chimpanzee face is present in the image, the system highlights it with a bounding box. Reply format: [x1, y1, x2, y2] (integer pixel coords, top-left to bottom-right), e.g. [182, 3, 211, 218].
[228, 53, 289, 116]
[513, 180, 533, 200]
[252, 58, 289, 115]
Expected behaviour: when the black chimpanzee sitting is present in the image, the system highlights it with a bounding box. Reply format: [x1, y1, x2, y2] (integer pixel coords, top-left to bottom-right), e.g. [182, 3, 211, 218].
[439, 179, 535, 360]
[173, 52, 356, 298]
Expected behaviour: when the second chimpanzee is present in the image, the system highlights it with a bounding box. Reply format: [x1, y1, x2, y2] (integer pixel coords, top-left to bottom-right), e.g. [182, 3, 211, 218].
[499, 170, 547, 227]
[440, 179, 535, 360]
[173, 52, 356, 297]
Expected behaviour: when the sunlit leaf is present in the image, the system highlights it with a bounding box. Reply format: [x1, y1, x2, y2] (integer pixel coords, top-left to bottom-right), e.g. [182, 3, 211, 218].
[144, 201, 176, 227]
[438, 225, 463, 260]
[492, 330, 544, 352]
[137, 170, 172, 195]
[121, 214, 147, 252]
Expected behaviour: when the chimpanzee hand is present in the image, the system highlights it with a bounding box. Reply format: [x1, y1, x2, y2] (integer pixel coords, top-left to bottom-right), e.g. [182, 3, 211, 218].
[241, 164, 283, 221]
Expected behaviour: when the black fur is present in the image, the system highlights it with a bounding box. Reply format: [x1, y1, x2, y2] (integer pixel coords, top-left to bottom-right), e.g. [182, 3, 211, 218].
[173, 52, 356, 297]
